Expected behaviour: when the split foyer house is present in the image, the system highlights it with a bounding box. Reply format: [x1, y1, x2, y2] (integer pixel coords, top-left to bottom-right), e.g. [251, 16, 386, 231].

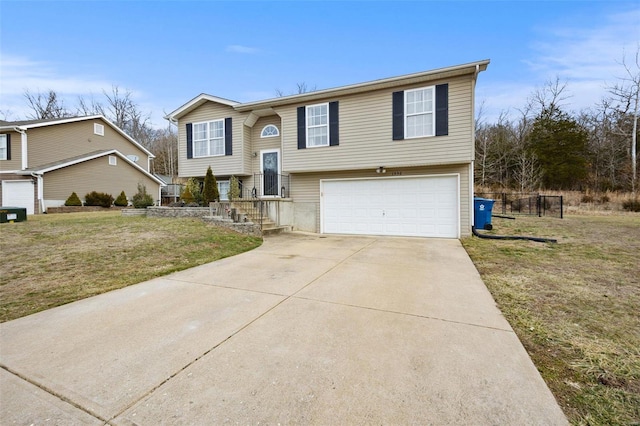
[0, 115, 163, 214]
[166, 60, 489, 238]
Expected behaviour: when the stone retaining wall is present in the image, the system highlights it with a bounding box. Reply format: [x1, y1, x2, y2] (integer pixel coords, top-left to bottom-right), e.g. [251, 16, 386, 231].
[146, 207, 212, 218]
[145, 207, 261, 236]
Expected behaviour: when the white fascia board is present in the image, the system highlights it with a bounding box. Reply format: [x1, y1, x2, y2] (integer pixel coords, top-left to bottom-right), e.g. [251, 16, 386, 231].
[164, 94, 240, 121]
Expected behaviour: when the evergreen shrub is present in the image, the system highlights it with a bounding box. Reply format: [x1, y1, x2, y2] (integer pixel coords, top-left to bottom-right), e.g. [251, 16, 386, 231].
[84, 191, 114, 208]
[114, 191, 128, 207]
[64, 192, 83, 206]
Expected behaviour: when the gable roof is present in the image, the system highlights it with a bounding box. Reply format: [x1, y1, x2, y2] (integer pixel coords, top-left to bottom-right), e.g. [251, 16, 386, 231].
[164, 94, 240, 121]
[16, 149, 165, 185]
[164, 59, 490, 120]
[0, 115, 155, 159]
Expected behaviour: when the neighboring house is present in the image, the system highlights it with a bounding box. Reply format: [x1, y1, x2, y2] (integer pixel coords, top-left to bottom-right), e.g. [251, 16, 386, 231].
[0, 115, 164, 214]
[165, 60, 489, 238]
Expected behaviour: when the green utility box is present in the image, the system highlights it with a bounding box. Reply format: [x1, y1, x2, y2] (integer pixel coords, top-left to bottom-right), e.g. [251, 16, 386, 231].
[0, 207, 28, 223]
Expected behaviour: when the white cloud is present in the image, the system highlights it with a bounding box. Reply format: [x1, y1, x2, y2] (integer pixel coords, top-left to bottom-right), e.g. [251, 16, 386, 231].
[226, 44, 259, 54]
[0, 52, 116, 120]
[483, 6, 639, 122]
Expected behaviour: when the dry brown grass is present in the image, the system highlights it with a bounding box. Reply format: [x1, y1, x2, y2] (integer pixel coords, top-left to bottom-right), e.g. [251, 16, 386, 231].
[0, 211, 262, 322]
[462, 214, 640, 425]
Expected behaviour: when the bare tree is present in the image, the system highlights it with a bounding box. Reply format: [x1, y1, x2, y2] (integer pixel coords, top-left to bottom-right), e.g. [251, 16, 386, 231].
[275, 82, 317, 97]
[24, 89, 72, 119]
[607, 47, 640, 193]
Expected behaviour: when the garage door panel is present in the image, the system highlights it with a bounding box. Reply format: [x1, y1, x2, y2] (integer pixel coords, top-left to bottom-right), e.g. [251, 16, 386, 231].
[322, 176, 458, 238]
[2, 180, 34, 215]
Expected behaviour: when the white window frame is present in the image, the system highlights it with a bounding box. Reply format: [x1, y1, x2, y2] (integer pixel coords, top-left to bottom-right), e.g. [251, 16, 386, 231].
[404, 86, 435, 139]
[193, 119, 225, 158]
[109, 155, 117, 166]
[94, 123, 105, 136]
[0, 134, 7, 160]
[306, 103, 329, 148]
[260, 124, 280, 138]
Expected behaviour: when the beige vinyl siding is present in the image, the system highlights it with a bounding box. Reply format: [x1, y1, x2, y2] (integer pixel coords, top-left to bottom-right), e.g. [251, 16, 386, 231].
[251, 116, 282, 175]
[177, 103, 249, 178]
[44, 156, 160, 203]
[0, 130, 22, 171]
[27, 120, 150, 171]
[289, 164, 471, 236]
[277, 75, 474, 173]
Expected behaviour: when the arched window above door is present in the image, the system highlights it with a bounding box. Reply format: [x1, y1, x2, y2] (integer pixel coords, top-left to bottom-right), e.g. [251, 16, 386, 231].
[261, 124, 280, 138]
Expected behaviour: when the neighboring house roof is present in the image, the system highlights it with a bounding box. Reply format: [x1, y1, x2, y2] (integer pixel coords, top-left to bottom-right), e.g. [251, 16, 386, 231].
[164, 59, 490, 120]
[14, 149, 165, 186]
[164, 94, 240, 121]
[0, 115, 155, 159]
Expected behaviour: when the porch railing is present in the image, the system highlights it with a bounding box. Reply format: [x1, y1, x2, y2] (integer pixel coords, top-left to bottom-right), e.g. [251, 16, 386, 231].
[251, 173, 289, 198]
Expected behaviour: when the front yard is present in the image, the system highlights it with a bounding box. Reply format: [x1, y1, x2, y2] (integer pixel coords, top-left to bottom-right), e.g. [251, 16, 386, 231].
[462, 214, 640, 425]
[0, 211, 262, 322]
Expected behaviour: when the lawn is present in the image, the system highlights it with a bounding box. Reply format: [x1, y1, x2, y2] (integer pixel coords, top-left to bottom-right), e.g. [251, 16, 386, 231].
[461, 214, 640, 425]
[0, 211, 262, 323]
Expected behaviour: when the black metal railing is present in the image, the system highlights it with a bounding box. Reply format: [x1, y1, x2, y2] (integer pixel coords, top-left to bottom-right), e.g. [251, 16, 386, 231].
[476, 192, 564, 218]
[251, 173, 289, 198]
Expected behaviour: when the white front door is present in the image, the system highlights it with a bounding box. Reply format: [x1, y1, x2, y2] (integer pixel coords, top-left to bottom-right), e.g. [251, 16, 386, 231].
[260, 149, 280, 197]
[2, 180, 35, 214]
[321, 175, 459, 238]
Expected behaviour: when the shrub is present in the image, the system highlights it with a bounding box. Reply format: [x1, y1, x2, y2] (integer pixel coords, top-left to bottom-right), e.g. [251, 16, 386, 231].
[64, 192, 82, 207]
[600, 194, 610, 203]
[622, 198, 640, 212]
[181, 186, 195, 204]
[84, 191, 114, 208]
[229, 176, 240, 200]
[202, 166, 219, 204]
[131, 183, 155, 209]
[185, 177, 203, 205]
[114, 191, 128, 207]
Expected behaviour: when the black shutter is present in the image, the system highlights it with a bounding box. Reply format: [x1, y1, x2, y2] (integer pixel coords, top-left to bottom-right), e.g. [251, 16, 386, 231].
[329, 101, 339, 146]
[435, 84, 449, 136]
[225, 117, 232, 156]
[297, 106, 306, 149]
[186, 123, 193, 159]
[392, 91, 404, 140]
[5, 134, 10, 160]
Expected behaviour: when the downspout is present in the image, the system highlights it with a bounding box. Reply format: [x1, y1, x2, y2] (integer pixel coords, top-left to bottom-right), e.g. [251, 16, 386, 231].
[470, 64, 480, 233]
[30, 172, 44, 214]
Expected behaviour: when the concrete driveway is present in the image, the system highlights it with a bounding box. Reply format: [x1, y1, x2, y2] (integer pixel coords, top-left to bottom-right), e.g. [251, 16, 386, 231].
[0, 233, 567, 425]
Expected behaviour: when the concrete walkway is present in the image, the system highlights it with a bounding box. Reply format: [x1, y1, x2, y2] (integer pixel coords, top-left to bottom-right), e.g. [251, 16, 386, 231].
[0, 233, 567, 425]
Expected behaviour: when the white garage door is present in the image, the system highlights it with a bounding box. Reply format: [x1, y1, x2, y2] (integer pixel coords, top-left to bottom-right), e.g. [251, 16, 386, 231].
[2, 180, 35, 214]
[321, 175, 459, 238]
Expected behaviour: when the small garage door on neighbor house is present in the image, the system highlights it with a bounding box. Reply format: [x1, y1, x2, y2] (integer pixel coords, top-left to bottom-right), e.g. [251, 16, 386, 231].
[2, 180, 35, 215]
[321, 175, 459, 238]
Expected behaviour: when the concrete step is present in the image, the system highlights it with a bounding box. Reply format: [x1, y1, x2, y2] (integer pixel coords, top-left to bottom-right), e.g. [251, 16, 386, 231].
[262, 225, 292, 236]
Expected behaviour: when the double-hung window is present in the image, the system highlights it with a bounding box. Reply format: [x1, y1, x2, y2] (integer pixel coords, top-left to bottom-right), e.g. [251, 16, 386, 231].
[193, 120, 225, 157]
[405, 86, 435, 138]
[0, 135, 7, 160]
[306, 103, 329, 147]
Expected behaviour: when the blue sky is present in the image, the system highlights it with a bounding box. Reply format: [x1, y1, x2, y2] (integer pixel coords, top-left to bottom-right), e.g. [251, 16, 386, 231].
[1, 1, 638, 127]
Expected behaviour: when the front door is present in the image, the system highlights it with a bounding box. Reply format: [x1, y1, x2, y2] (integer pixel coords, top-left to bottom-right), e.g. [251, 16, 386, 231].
[261, 149, 280, 197]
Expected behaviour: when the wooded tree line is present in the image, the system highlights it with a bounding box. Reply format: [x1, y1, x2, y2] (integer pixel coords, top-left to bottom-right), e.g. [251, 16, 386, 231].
[17, 87, 178, 177]
[475, 52, 639, 194]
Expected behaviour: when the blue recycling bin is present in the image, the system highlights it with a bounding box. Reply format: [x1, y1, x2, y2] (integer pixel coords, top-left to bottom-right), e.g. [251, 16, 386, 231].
[474, 197, 495, 230]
